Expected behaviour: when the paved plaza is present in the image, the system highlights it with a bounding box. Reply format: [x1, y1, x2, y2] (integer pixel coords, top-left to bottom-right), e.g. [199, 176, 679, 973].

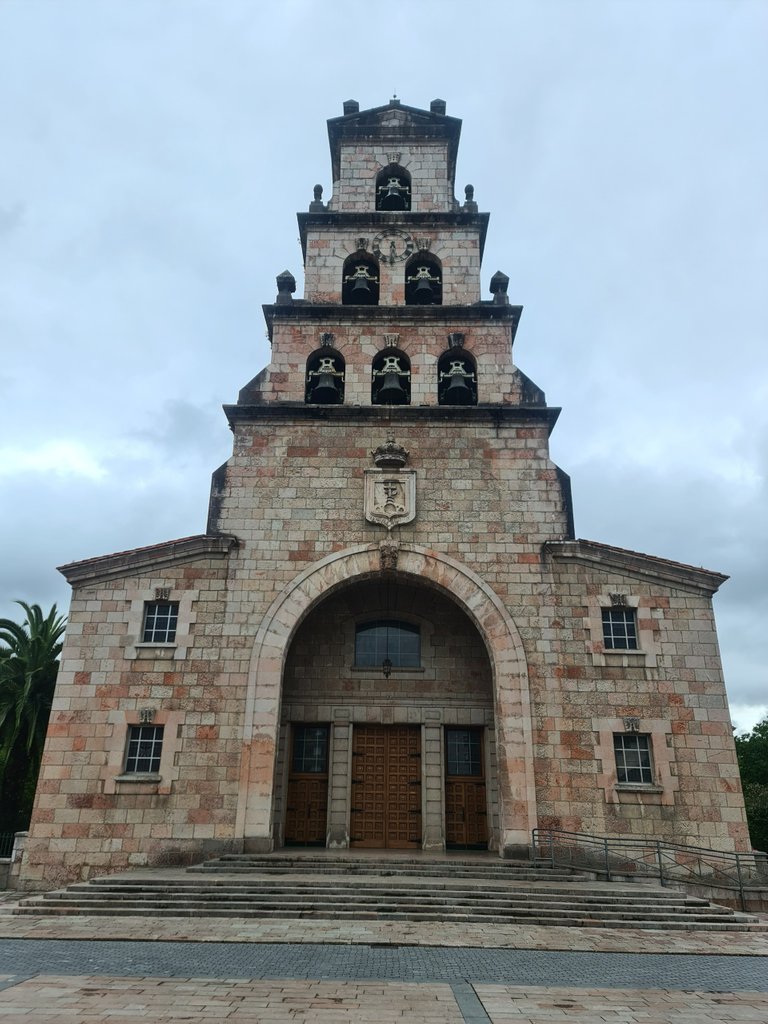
[0, 911, 766, 1022]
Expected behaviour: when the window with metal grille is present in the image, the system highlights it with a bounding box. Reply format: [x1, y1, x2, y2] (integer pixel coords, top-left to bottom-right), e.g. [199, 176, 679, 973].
[613, 733, 654, 784]
[124, 725, 164, 774]
[142, 601, 179, 643]
[446, 728, 483, 777]
[354, 620, 420, 668]
[291, 725, 328, 774]
[601, 607, 638, 650]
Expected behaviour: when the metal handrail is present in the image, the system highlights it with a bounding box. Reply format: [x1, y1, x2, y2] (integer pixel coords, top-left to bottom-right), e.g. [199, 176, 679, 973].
[532, 827, 768, 912]
[0, 834, 15, 859]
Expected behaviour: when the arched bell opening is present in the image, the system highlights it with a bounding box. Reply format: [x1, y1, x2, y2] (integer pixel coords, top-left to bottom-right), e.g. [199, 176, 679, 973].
[371, 347, 411, 406]
[305, 348, 345, 405]
[375, 163, 411, 211]
[341, 252, 380, 306]
[277, 575, 496, 851]
[438, 348, 477, 406]
[404, 253, 442, 306]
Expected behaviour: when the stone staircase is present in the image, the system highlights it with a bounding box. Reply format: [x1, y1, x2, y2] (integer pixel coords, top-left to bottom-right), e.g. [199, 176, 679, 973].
[15, 853, 766, 930]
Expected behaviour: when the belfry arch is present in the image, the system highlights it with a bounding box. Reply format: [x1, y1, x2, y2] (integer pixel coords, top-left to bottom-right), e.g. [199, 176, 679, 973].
[236, 544, 537, 857]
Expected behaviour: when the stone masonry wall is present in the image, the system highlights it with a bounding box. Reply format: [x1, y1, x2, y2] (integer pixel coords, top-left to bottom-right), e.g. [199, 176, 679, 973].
[329, 143, 456, 214]
[22, 554, 241, 889]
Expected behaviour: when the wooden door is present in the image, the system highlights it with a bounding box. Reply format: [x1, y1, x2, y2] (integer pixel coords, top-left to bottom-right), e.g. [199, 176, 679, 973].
[445, 728, 488, 848]
[351, 725, 421, 849]
[285, 725, 329, 846]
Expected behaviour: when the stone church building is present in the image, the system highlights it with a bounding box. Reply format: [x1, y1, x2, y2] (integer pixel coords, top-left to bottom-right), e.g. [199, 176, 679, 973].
[20, 99, 749, 888]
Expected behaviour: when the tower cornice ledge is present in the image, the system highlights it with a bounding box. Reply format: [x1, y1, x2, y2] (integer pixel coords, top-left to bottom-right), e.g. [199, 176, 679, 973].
[543, 539, 728, 595]
[224, 403, 561, 433]
[58, 534, 239, 586]
[297, 211, 490, 259]
[262, 302, 522, 341]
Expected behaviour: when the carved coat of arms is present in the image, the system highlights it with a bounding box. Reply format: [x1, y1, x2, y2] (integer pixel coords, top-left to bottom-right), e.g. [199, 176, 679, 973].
[364, 470, 416, 530]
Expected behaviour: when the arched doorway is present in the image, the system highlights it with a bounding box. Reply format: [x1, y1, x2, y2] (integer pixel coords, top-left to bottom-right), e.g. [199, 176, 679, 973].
[276, 577, 495, 850]
[236, 544, 536, 858]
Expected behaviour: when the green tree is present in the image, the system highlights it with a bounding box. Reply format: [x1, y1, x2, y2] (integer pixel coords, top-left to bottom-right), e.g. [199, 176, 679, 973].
[0, 602, 66, 831]
[735, 716, 768, 852]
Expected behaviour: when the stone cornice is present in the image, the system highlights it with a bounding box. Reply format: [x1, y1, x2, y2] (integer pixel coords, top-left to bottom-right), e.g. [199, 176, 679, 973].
[58, 534, 238, 587]
[224, 402, 561, 434]
[262, 302, 521, 343]
[543, 539, 728, 595]
[296, 210, 490, 261]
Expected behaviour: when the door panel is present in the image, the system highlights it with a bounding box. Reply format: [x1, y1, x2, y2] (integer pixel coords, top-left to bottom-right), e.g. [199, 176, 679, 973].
[445, 728, 488, 849]
[351, 725, 421, 849]
[285, 725, 329, 846]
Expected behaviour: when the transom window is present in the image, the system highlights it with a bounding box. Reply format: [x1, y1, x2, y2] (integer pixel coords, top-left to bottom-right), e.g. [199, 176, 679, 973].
[125, 725, 164, 774]
[613, 733, 654, 785]
[142, 601, 178, 644]
[354, 620, 420, 668]
[601, 607, 638, 650]
[291, 725, 329, 774]
[446, 728, 483, 777]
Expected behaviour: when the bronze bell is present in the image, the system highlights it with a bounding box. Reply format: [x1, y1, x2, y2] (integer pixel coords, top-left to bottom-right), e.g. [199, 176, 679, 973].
[377, 371, 408, 404]
[412, 277, 435, 304]
[378, 177, 408, 211]
[310, 371, 342, 404]
[444, 373, 474, 405]
[350, 275, 374, 303]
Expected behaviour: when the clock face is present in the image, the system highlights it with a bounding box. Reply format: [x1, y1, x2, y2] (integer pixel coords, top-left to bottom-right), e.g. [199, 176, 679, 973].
[372, 229, 415, 265]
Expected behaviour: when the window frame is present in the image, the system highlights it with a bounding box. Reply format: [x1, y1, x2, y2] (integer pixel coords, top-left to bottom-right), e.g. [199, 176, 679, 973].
[124, 724, 165, 775]
[601, 606, 638, 651]
[141, 600, 179, 644]
[354, 619, 421, 670]
[613, 732, 655, 786]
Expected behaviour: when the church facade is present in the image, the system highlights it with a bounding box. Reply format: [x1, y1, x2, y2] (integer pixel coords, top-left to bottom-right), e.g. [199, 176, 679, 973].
[20, 99, 749, 888]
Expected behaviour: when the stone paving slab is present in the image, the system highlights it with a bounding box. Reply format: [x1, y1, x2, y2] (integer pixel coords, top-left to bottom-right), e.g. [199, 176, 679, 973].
[0, 910, 766, 956]
[0, 976, 464, 1021]
[0, 976, 767, 1023]
[475, 984, 768, 1023]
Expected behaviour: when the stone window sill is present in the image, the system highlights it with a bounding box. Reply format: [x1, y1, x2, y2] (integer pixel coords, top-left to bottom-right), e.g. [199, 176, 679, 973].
[135, 643, 177, 661]
[350, 666, 425, 674]
[115, 773, 162, 785]
[603, 649, 646, 657]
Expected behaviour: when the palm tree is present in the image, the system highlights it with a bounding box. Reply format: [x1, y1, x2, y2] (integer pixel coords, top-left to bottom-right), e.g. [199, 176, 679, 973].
[0, 602, 66, 830]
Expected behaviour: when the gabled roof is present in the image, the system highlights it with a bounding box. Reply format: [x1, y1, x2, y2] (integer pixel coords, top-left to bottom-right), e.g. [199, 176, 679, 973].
[543, 539, 728, 595]
[327, 99, 462, 182]
[58, 534, 238, 586]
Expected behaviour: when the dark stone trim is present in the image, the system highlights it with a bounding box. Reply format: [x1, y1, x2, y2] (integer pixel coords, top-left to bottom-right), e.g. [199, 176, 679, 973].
[224, 402, 561, 434]
[555, 466, 575, 541]
[262, 302, 522, 343]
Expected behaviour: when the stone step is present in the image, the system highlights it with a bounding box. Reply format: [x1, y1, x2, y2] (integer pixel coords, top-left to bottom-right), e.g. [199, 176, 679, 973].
[56, 883, 719, 909]
[15, 899, 764, 930]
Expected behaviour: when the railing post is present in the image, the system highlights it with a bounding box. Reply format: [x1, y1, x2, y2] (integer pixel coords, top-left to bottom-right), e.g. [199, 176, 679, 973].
[604, 836, 611, 881]
[656, 840, 665, 887]
[549, 829, 555, 870]
[736, 853, 746, 912]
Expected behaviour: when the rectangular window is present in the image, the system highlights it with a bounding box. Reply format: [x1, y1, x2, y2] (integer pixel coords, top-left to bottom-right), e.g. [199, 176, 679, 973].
[355, 620, 420, 668]
[125, 725, 164, 774]
[291, 725, 329, 774]
[446, 728, 483, 777]
[142, 601, 179, 643]
[602, 607, 638, 650]
[613, 733, 654, 785]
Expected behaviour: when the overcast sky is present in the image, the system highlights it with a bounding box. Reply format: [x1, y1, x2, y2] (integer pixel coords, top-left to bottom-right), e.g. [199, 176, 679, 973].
[1, 0, 765, 731]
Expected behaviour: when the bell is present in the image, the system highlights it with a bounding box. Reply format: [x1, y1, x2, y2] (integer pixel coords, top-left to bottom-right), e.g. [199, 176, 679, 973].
[444, 374, 474, 405]
[310, 372, 342, 404]
[412, 277, 435, 304]
[350, 275, 374, 303]
[376, 372, 408, 405]
[379, 177, 407, 211]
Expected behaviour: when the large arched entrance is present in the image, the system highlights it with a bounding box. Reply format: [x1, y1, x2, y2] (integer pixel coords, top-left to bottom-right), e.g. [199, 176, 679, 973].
[276, 576, 496, 851]
[236, 544, 536, 857]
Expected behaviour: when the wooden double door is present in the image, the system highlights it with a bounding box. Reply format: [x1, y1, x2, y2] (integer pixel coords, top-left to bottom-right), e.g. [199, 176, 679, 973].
[350, 725, 421, 849]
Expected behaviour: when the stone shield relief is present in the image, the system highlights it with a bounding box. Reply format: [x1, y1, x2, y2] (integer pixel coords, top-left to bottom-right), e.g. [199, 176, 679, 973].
[364, 469, 416, 531]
